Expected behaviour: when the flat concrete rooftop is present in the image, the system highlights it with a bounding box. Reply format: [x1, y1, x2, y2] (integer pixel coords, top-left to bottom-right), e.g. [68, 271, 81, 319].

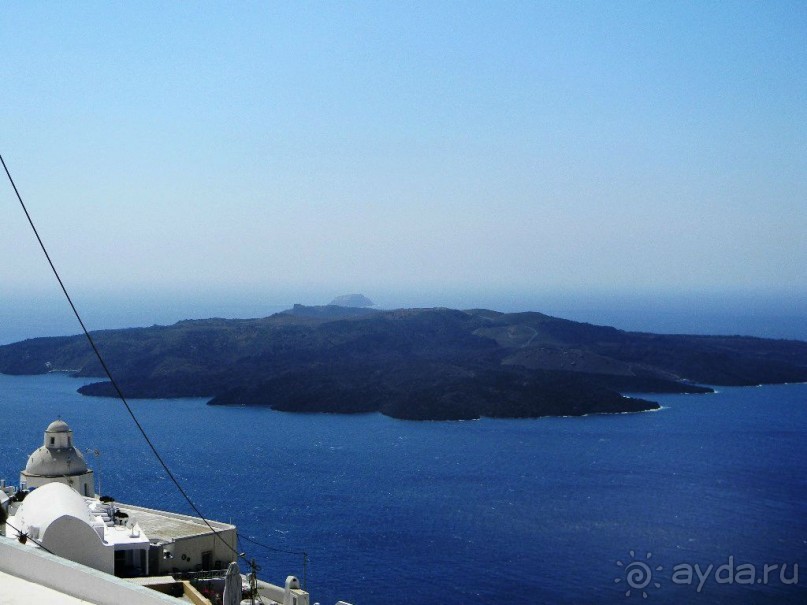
[114, 501, 235, 541]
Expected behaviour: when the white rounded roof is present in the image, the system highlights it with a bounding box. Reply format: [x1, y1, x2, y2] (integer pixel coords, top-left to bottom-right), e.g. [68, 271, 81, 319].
[24, 446, 88, 477]
[17, 482, 96, 536]
[23, 419, 89, 477]
[46, 419, 71, 433]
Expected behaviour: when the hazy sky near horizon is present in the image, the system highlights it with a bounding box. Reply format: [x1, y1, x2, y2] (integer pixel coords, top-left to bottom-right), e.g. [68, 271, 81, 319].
[1, 1, 806, 313]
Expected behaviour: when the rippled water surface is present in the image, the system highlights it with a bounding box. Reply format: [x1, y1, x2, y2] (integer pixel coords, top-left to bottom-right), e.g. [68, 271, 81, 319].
[1, 373, 805, 604]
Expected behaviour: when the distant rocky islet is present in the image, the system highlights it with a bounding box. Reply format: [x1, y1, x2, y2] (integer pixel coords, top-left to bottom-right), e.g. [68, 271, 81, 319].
[328, 294, 375, 308]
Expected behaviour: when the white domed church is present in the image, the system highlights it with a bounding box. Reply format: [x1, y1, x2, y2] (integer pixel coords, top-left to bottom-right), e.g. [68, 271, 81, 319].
[20, 419, 95, 497]
[7, 419, 239, 579]
[1, 419, 319, 604]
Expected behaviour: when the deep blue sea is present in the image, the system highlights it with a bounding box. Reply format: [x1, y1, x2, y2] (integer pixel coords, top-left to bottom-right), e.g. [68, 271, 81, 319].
[0, 373, 805, 604]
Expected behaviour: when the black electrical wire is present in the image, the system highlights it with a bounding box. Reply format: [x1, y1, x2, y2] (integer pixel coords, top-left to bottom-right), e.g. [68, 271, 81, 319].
[4, 519, 56, 556]
[0, 154, 243, 559]
[2, 155, 313, 597]
[239, 532, 307, 557]
[238, 533, 309, 590]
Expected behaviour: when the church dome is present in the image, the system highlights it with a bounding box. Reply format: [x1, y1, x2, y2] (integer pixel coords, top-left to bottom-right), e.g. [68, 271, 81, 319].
[24, 447, 89, 477]
[46, 419, 71, 433]
[22, 419, 89, 478]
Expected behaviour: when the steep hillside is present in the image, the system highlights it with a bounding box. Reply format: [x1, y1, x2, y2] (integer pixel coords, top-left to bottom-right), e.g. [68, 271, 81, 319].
[1, 306, 805, 420]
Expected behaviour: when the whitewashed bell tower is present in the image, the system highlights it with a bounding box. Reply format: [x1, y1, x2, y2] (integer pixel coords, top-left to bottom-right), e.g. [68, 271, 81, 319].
[20, 420, 95, 497]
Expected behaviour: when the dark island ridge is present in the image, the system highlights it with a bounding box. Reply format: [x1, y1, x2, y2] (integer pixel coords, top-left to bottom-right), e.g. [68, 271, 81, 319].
[1, 305, 806, 420]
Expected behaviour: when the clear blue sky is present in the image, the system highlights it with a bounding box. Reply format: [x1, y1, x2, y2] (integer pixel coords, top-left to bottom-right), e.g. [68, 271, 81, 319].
[1, 1, 805, 322]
